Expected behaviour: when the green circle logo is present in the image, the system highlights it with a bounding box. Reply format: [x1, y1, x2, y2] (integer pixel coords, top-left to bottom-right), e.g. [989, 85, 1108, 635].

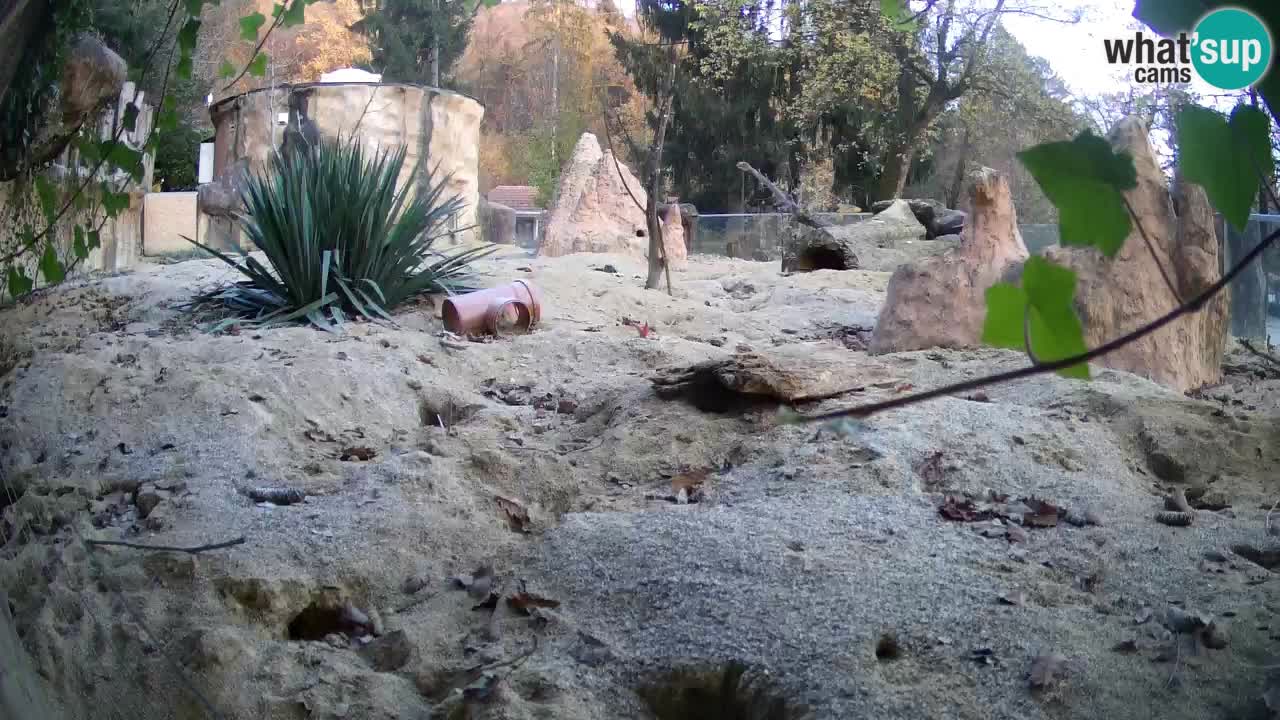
[1191, 7, 1273, 90]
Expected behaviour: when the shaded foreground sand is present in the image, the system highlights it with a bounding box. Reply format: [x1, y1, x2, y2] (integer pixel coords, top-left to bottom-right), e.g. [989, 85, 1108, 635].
[1, 251, 1279, 719]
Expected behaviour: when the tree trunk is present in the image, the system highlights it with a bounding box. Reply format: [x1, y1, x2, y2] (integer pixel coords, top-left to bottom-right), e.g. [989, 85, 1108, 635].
[0, 0, 47, 108]
[946, 124, 972, 209]
[876, 139, 918, 200]
[644, 58, 677, 292]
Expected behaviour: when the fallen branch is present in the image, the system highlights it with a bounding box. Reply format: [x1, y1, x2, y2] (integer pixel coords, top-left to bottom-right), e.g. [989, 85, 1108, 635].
[734, 161, 827, 232]
[796, 225, 1280, 424]
[1240, 338, 1280, 373]
[85, 536, 246, 554]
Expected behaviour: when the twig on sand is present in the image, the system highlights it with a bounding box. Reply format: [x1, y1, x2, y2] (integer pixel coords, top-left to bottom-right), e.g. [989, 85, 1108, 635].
[1240, 338, 1280, 373]
[85, 536, 246, 554]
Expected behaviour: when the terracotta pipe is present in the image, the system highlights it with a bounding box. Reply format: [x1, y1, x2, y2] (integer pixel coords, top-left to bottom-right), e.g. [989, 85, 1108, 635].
[442, 280, 542, 336]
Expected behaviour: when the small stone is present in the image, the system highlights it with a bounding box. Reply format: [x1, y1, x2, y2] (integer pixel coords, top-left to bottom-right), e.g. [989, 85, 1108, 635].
[360, 629, 413, 671]
[403, 576, 429, 595]
[368, 608, 385, 636]
[134, 485, 163, 518]
[325, 633, 349, 649]
[556, 398, 578, 415]
[143, 502, 172, 531]
[342, 603, 371, 629]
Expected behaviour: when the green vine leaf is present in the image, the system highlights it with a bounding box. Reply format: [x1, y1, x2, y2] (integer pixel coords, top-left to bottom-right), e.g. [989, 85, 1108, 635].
[73, 225, 89, 259]
[240, 12, 267, 41]
[101, 183, 130, 218]
[158, 96, 180, 132]
[107, 144, 145, 181]
[178, 18, 202, 54]
[88, 229, 101, 250]
[122, 102, 140, 132]
[177, 55, 194, 80]
[1017, 131, 1136, 258]
[218, 60, 237, 79]
[878, 0, 917, 29]
[1176, 104, 1272, 233]
[248, 53, 269, 77]
[982, 257, 1089, 379]
[38, 244, 65, 284]
[186, 0, 205, 15]
[7, 268, 33, 298]
[282, 0, 306, 27]
[34, 176, 58, 222]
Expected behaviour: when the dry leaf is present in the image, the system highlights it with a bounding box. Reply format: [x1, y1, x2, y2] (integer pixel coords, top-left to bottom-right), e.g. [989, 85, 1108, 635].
[339, 446, 376, 461]
[671, 469, 709, 503]
[507, 591, 561, 614]
[1134, 607, 1153, 625]
[997, 591, 1025, 606]
[895, 382, 915, 393]
[939, 495, 994, 522]
[914, 451, 947, 489]
[495, 495, 531, 533]
[1020, 497, 1061, 528]
[1028, 653, 1067, 689]
[304, 428, 335, 443]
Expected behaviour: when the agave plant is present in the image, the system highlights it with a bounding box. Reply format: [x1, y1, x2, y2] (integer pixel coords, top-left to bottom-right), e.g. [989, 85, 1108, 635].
[188, 137, 496, 331]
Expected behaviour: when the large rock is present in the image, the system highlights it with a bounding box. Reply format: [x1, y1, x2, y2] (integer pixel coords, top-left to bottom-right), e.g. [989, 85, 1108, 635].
[478, 198, 516, 245]
[871, 198, 966, 239]
[784, 199, 927, 272]
[538, 133, 684, 270]
[659, 201, 688, 270]
[61, 34, 128, 124]
[869, 167, 1029, 353]
[1035, 117, 1228, 393]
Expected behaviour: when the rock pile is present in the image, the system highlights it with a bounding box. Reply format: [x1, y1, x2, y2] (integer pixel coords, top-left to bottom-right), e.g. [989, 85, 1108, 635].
[871, 197, 967, 238]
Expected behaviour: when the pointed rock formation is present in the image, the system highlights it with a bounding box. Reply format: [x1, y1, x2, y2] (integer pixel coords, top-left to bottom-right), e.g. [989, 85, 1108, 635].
[538, 133, 686, 269]
[869, 167, 1029, 353]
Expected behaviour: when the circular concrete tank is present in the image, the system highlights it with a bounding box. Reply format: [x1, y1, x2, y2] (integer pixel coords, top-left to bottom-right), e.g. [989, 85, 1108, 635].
[202, 82, 484, 246]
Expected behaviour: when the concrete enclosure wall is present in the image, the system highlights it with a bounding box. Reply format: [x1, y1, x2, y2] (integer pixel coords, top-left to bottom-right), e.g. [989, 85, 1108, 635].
[142, 192, 212, 256]
[206, 83, 485, 244]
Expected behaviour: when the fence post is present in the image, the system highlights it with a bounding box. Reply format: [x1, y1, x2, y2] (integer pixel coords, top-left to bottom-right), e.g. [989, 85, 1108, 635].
[1223, 217, 1268, 340]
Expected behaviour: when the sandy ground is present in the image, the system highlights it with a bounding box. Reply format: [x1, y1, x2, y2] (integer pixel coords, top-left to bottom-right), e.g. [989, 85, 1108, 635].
[2, 251, 1280, 720]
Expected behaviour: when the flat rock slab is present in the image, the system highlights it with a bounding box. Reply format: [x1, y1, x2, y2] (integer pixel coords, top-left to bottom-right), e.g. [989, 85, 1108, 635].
[652, 342, 899, 403]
